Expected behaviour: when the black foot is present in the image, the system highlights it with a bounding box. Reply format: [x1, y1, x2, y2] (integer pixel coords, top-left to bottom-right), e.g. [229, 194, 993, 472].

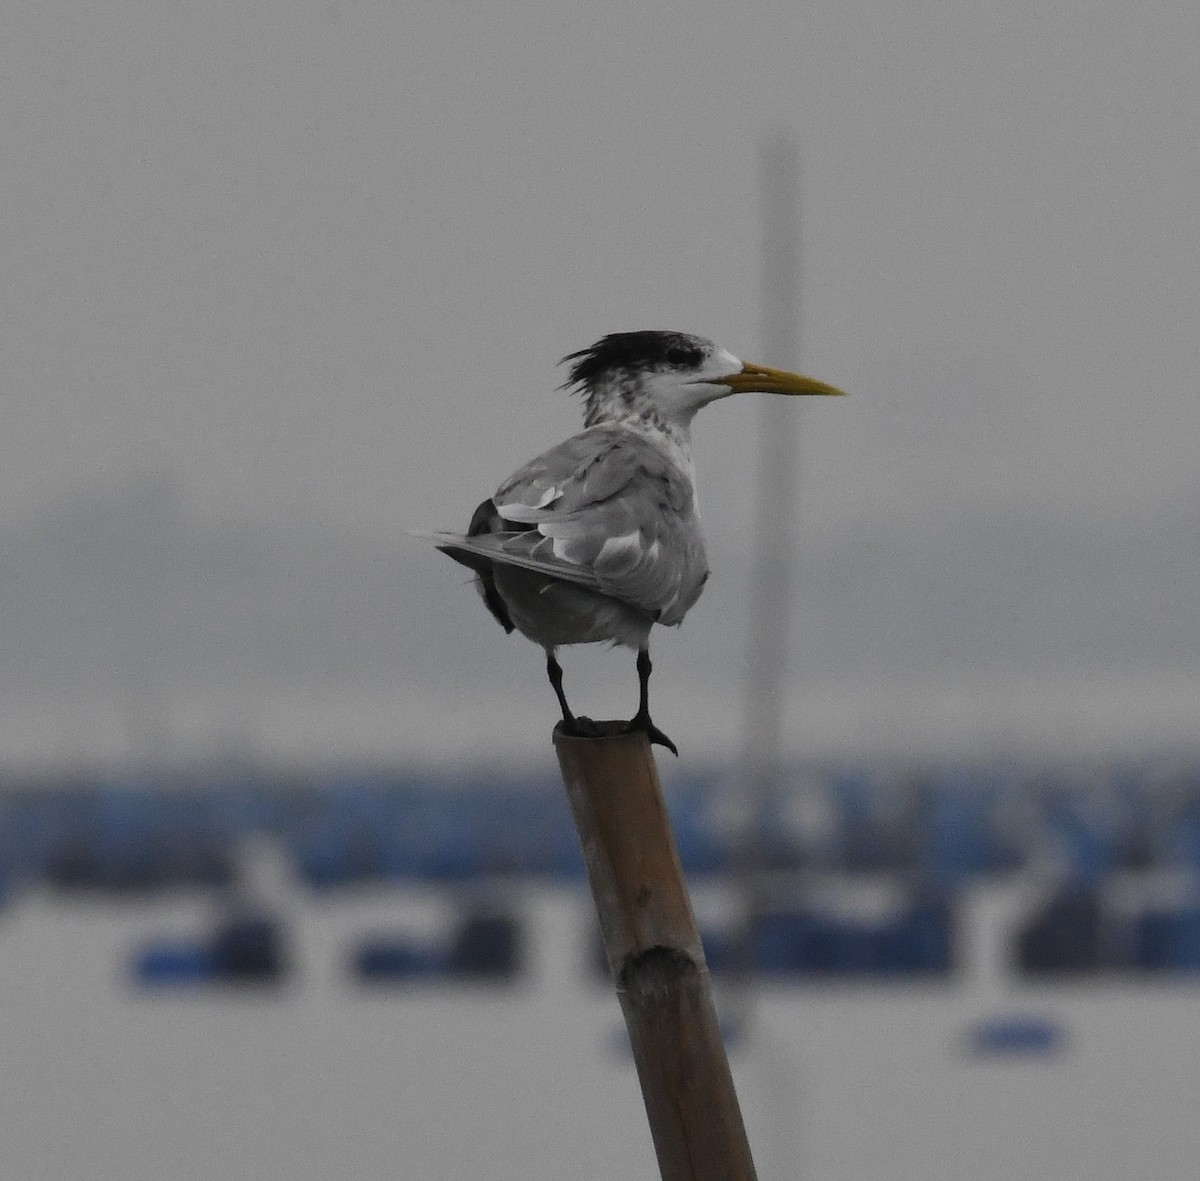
[559, 714, 606, 739]
[626, 716, 679, 757]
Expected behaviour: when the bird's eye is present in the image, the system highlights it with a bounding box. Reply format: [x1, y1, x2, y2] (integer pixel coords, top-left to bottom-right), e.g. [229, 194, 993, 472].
[665, 346, 692, 366]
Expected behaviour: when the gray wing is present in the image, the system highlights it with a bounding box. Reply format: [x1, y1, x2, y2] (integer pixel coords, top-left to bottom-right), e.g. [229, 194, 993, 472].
[427, 425, 709, 625]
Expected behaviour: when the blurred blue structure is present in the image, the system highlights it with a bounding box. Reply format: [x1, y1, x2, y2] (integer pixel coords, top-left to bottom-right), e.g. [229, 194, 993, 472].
[289, 772, 580, 886]
[354, 939, 446, 982]
[1016, 888, 1106, 975]
[133, 909, 290, 989]
[351, 908, 523, 985]
[135, 941, 217, 986]
[914, 765, 1026, 885]
[967, 1014, 1065, 1056]
[1133, 907, 1200, 972]
[7, 755, 1200, 984]
[3, 778, 234, 894]
[743, 893, 954, 978]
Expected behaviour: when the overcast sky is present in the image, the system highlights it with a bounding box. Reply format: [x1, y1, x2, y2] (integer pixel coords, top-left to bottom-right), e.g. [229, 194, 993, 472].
[4, 1, 1199, 766]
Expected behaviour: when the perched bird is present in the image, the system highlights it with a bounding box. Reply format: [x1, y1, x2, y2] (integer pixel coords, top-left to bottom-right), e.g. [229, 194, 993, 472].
[418, 330, 844, 754]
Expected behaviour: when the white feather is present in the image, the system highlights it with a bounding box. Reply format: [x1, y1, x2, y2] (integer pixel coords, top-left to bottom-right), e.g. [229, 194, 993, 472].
[496, 486, 559, 522]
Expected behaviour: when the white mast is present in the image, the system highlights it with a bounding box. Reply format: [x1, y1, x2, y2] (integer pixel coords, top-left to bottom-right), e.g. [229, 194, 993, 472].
[735, 131, 804, 994]
[727, 128, 808, 1179]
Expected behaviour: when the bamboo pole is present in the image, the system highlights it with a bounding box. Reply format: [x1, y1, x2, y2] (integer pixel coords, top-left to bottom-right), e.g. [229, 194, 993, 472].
[553, 721, 758, 1181]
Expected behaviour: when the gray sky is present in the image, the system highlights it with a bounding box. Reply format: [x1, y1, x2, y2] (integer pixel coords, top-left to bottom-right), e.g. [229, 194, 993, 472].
[4, 1, 1200, 766]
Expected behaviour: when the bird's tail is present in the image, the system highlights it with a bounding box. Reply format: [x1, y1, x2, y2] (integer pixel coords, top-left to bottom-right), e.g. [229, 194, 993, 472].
[407, 529, 599, 590]
[407, 530, 493, 575]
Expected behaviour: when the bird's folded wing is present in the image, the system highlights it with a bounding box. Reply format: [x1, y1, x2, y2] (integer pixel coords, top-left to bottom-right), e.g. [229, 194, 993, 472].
[411, 529, 603, 591]
[467, 426, 709, 622]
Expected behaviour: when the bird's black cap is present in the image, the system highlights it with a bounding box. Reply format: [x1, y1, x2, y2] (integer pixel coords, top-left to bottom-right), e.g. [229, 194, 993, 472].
[560, 331, 708, 389]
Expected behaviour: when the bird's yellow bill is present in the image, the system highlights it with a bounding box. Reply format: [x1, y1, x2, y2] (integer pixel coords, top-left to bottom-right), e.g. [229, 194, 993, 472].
[721, 362, 847, 398]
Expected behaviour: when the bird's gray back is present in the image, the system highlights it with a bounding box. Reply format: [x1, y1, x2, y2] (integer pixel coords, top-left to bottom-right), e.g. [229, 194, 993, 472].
[488, 424, 710, 627]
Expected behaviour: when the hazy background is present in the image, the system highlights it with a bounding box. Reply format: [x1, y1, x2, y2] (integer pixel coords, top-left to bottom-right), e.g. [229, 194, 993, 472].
[4, 0, 1199, 769]
[5, 9, 1200, 1181]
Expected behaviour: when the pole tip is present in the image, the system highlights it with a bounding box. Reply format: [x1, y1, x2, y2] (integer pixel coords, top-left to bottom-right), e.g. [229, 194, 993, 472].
[552, 720, 652, 749]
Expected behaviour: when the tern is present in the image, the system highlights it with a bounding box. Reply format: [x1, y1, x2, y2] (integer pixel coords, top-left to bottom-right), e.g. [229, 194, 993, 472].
[419, 330, 844, 754]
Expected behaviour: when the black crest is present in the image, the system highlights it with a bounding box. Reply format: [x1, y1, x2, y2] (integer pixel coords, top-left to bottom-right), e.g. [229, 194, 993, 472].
[560, 331, 708, 389]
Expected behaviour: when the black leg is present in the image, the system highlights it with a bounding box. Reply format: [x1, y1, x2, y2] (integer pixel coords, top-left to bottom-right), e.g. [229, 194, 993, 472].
[546, 651, 602, 738]
[628, 648, 678, 756]
[546, 651, 575, 727]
